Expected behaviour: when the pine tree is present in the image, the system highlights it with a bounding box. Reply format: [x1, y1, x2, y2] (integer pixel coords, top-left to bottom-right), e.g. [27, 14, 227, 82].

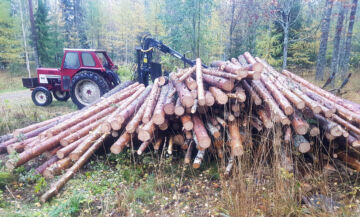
[0, 0, 22, 69]
[34, 0, 51, 65]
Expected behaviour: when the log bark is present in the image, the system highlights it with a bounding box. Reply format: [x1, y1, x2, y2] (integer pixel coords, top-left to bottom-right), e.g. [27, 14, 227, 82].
[193, 149, 205, 169]
[43, 157, 73, 179]
[284, 127, 292, 144]
[153, 85, 169, 125]
[185, 76, 197, 90]
[292, 112, 309, 135]
[142, 80, 160, 123]
[110, 132, 131, 154]
[173, 79, 194, 108]
[159, 119, 169, 131]
[154, 137, 163, 151]
[138, 120, 156, 142]
[196, 58, 206, 106]
[314, 114, 343, 137]
[137, 141, 150, 155]
[240, 80, 262, 105]
[184, 141, 194, 164]
[35, 155, 59, 175]
[69, 127, 104, 161]
[181, 115, 193, 131]
[125, 97, 150, 133]
[175, 97, 185, 116]
[228, 122, 244, 156]
[178, 66, 196, 82]
[261, 75, 294, 115]
[40, 133, 109, 202]
[57, 136, 87, 159]
[206, 122, 220, 139]
[202, 68, 240, 80]
[294, 135, 311, 153]
[210, 61, 247, 78]
[47, 83, 140, 137]
[209, 86, 228, 105]
[205, 91, 215, 107]
[192, 115, 211, 150]
[202, 74, 234, 92]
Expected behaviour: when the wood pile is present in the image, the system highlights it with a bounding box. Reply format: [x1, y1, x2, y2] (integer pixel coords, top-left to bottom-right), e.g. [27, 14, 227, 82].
[1, 52, 360, 203]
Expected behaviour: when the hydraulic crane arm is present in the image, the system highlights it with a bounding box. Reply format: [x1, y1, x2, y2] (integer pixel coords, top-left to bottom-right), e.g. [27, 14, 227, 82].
[141, 37, 207, 67]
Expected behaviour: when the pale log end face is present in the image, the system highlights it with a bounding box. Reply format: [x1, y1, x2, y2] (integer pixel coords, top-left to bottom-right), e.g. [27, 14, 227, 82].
[299, 142, 311, 153]
[110, 121, 122, 131]
[295, 125, 308, 135]
[110, 145, 122, 154]
[296, 101, 306, 110]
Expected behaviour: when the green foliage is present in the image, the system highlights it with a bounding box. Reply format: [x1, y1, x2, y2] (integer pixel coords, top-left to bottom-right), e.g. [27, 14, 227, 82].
[34, 0, 50, 65]
[34, 176, 47, 193]
[0, 0, 22, 68]
[117, 64, 134, 81]
[48, 191, 84, 217]
[0, 171, 14, 188]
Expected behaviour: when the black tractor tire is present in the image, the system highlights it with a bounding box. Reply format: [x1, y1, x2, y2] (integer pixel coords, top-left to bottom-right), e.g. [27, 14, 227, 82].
[31, 87, 53, 106]
[70, 71, 110, 109]
[53, 90, 70, 102]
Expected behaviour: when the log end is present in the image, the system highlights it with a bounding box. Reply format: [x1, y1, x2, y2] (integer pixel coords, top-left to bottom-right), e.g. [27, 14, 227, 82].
[175, 107, 185, 116]
[110, 144, 123, 154]
[298, 142, 311, 153]
[110, 120, 122, 131]
[5, 159, 16, 171]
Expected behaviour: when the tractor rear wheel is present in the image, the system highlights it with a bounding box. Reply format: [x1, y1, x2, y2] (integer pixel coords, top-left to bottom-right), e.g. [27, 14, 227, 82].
[70, 71, 110, 109]
[53, 90, 70, 101]
[32, 87, 53, 106]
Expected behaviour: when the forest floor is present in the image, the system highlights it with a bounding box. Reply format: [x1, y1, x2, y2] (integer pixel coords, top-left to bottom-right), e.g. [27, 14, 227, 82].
[0, 70, 360, 216]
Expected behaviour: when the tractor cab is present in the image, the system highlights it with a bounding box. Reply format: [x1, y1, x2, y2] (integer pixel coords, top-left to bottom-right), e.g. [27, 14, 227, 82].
[22, 49, 120, 108]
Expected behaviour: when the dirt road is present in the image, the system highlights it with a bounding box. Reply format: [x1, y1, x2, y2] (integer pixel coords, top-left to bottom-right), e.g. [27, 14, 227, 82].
[0, 90, 31, 104]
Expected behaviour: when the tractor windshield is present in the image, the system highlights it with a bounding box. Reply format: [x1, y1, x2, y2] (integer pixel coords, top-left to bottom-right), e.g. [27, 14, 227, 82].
[96, 52, 110, 68]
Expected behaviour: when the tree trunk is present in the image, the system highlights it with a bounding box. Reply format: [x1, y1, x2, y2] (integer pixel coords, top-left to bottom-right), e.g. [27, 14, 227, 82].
[340, 0, 358, 79]
[28, 0, 40, 67]
[316, 0, 334, 81]
[330, 2, 346, 87]
[19, 0, 31, 77]
[282, 21, 289, 70]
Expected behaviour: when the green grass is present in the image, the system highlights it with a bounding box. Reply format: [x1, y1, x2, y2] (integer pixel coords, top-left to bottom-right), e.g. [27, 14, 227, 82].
[0, 72, 26, 93]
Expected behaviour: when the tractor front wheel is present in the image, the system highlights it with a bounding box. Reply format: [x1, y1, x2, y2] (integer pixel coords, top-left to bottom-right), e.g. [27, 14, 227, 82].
[31, 87, 53, 106]
[70, 71, 110, 109]
[53, 90, 70, 101]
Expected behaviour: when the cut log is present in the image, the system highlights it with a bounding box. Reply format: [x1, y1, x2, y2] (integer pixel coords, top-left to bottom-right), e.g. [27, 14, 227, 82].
[167, 136, 174, 155]
[46, 83, 140, 137]
[192, 115, 211, 150]
[110, 132, 131, 154]
[284, 127, 292, 144]
[206, 122, 220, 139]
[257, 109, 273, 129]
[178, 66, 196, 82]
[114, 85, 153, 129]
[43, 157, 73, 179]
[185, 76, 197, 90]
[191, 99, 198, 114]
[205, 91, 215, 106]
[142, 80, 160, 123]
[184, 141, 194, 164]
[153, 137, 163, 150]
[40, 133, 109, 202]
[314, 114, 343, 137]
[309, 126, 320, 137]
[138, 120, 156, 142]
[196, 58, 206, 106]
[291, 112, 309, 135]
[57, 136, 87, 159]
[69, 126, 104, 161]
[209, 86, 228, 105]
[173, 79, 194, 108]
[193, 149, 205, 169]
[125, 97, 150, 133]
[240, 80, 262, 105]
[159, 119, 169, 131]
[202, 74, 234, 92]
[174, 97, 185, 116]
[210, 61, 247, 78]
[137, 141, 150, 155]
[202, 68, 240, 80]
[337, 152, 360, 171]
[294, 135, 311, 153]
[261, 75, 294, 115]
[152, 85, 169, 125]
[181, 115, 193, 131]
[228, 122, 244, 156]
[35, 155, 59, 175]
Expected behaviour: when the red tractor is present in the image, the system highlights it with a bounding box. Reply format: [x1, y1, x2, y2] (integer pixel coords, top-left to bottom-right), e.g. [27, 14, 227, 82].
[22, 49, 120, 108]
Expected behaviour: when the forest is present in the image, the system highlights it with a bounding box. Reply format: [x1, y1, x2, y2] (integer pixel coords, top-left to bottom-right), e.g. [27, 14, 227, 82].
[0, 0, 359, 87]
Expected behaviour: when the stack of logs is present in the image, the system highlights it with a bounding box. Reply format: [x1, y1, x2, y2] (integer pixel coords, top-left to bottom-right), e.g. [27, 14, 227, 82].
[1, 52, 360, 203]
